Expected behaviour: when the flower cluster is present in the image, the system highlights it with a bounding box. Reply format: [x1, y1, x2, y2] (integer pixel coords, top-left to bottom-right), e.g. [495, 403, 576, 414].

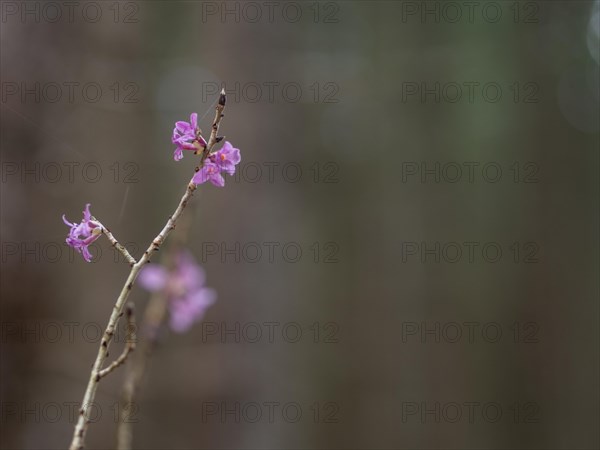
[192, 141, 241, 187]
[62, 203, 102, 262]
[63, 113, 241, 265]
[172, 112, 241, 187]
[138, 251, 216, 332]
[172, 113, 207, 161]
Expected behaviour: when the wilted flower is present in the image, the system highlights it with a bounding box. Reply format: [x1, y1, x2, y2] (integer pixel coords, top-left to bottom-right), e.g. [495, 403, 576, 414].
[192, 141, 241, 187]
[172, 113, 207, 161]
[138, 251, 216, 333]
[62, 203, 102, 262]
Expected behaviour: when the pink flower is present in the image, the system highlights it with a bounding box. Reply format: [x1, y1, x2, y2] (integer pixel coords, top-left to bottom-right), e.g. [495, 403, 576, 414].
[191, 141, 241, 187]
[212, 141, 241, 175]
[138, 251, 216, 333]
[62, 203, 102, 262]
[192, 161, 225, 187]
[172, 113, 207, 161]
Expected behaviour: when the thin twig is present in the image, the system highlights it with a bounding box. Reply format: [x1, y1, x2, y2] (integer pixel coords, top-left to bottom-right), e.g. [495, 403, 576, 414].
[97, 304, 136, 380]
[97, 223, 137, 266]
[199, 88, 227, 164]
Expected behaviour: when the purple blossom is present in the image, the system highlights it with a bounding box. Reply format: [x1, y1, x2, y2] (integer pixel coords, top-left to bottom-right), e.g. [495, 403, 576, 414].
[192, 161, 225, 187]
[62, 203, 102, 262]
[213, 141, 241, 175]
[191, 141, 241, 187]
[138, 251, 216, 333]
[172, 113, 207, 161]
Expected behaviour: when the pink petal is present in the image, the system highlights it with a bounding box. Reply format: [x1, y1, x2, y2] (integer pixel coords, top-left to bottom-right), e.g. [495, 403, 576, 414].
[192, 168, 209, 185]
[83, 203, 92, 221]
[228, 148, 241, 164]
[175, 121, 191, 133]
[169, 311, 193, 333]
[138, 265, 169, 291]
[210, 172, 225, 187]
[62, 215, 74, 227]
[190, 287, 217, 310]
[176, 251, 206, 289]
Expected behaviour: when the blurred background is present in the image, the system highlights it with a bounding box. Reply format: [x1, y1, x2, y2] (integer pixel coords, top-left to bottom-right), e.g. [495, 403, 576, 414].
[1, 1, 599, 448]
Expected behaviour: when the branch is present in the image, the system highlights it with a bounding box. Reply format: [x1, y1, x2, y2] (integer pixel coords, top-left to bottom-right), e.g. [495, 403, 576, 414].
[199, 88, 227, 164]
[97, 222, 137, 266]
[69, 92, 228, 450]
[97, 304, 136, 380]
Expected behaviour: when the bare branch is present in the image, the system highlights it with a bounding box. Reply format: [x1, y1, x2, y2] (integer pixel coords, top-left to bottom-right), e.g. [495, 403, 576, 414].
[97, 304, 136, 380]
[97, 223, 137, 266]
[199, 88, 227, 164]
